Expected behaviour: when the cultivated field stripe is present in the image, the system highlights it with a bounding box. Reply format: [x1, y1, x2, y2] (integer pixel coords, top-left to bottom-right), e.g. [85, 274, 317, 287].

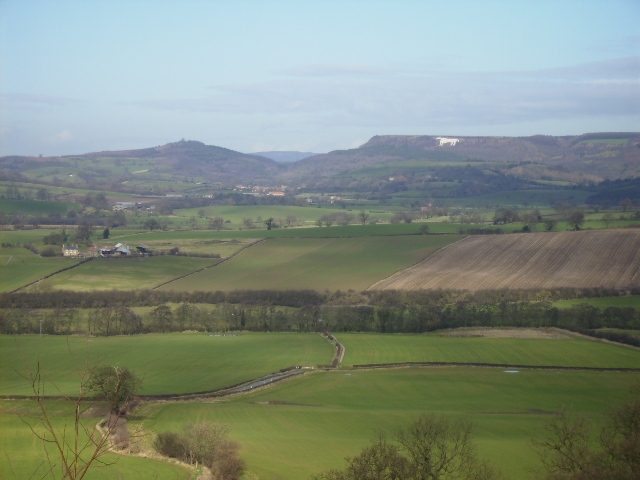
[370, 230, 640, 291]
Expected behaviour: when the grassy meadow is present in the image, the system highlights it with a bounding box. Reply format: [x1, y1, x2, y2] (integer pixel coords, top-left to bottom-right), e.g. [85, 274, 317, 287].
[336, 331, 640, 368]
[140, 367, 640, 480]
[162, 235, 461, 292]
[0, 199, 77, 215]
[175, 204, 400, 224]
[0, 253, 83, 292]
[0, 333, 333, 396]
[1, 331, 639, 479]
[0, 228, 67, 245]
[0, 402, 191, 480]
[35, 256, 217, 291]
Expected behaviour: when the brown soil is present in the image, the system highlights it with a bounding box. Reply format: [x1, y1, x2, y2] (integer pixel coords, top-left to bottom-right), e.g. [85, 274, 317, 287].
[439, 328, 569, 339]
[370, 230, 640, 291]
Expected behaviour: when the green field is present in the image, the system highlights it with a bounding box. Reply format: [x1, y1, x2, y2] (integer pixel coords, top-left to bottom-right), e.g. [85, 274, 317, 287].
[445, 188, 592, 208]
[140, 367, 640, 480]
[0, 199, 77, 214]
[0, 180, 133, 199]
[0, 228, 66, 245]
[39, 256, 217, 291]
[114, 221, 452, 239]
[162, 235, 462, 292]
[336, 332, 640, 368]
[2, 332, 639, 479]
[174, 204, 400, 224]
[0, 254, 83, 292]
[0, 333, 333, 396]
[0, 403, 191, 480]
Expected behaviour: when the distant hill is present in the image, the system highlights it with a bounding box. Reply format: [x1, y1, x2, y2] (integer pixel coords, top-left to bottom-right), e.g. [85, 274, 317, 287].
[278, 133, 640, 185]
[2, 134, 638, 196]
[0, 140, 282, 191]
[252, 151, 319, 163]
[82, 140, 281, 182]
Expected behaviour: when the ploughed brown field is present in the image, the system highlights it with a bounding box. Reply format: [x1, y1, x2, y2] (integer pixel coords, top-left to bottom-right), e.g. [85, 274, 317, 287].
[370, 230, 640, 291]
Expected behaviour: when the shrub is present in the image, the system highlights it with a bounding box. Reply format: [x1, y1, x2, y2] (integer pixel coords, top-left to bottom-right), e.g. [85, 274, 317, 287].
[153, 431, 185, 459]
[153, 421, 245, 479]
[40, 247, 57, 257]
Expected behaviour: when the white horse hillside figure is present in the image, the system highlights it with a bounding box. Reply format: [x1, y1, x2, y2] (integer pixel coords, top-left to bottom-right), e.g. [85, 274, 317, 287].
[436, 137, 459, 147]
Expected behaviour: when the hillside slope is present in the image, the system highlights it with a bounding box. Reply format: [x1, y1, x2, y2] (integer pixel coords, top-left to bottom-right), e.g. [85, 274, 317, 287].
[280, 133, 640, 184]
[0, 140, 281, 187]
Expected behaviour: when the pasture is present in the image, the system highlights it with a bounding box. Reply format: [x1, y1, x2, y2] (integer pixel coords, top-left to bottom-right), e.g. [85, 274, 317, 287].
[0, 333, 333, 396]
[0, 228, 65, 245]
[174, 204, 400, 224]
[371, 229, 640, 291]
[1, 331, 639, 479]
[0, 402, 191, 480]
[162, 235, 461, 292]
[0, 254, 83, 293]
[36, 256, 217, 291]
[444, 188, 592, 208]
[141, 367, 640, 480]
[0, 199, 77, 215]
[336, 331, 640, 368]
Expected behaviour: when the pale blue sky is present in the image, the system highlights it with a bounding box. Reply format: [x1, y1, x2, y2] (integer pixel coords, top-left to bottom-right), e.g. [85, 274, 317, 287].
[1, 0, 639, 156]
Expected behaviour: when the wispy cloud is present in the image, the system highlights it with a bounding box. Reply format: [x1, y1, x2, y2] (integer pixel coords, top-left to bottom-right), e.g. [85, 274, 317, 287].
[279, 63, 389, 77]
[48, 130, 74, 142]
[125, 56, 640, 131]
[3, 93, 84, 106]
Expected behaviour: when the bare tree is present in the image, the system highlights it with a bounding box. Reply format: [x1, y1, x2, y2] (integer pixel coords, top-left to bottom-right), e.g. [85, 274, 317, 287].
[242, 217, 254, 229]
[358, 210, 370, 225]
[533, 390, 640, 480]
[209, 216, 225, 231]
[312, 414, 501, 480]
[153, 421, 245, 479]
[533, 411, 593, 478]
[566, 210, 585, 231]
[17, 345, 145, 480]
[620, 198, 633, 212]
[544, 218, 558, 232]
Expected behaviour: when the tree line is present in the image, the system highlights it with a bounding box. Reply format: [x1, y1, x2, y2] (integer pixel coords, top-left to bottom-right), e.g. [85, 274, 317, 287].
[3, 286, 638, 310]
[2, 301, 639, 347]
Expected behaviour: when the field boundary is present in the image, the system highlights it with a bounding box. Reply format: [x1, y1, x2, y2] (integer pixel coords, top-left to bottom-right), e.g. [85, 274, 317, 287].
[152, 238, 266, 290]
[11, 258, 93, 293]
[349, 361, 640, 372]
[365, 234, 468, 290]
[3, 362, 639, 402]
[0, 367, 307, 402]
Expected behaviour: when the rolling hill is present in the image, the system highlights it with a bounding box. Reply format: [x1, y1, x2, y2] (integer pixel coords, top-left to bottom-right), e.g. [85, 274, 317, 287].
[279, 132, 640, 185]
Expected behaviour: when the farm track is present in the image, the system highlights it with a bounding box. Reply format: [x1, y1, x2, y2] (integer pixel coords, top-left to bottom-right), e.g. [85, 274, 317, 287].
[151, 238, 266, 289]
[370, 230, 640, 291]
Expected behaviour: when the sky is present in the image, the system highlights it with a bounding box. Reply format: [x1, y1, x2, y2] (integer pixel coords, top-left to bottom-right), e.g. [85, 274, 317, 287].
[1, 0, 639, 157]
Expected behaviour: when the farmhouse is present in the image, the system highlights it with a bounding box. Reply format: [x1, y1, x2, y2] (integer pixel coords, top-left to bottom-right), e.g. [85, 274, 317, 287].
[112, 202, 137, 211]
[100, 243, 132, 256]
[62, 244, 79, 257]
